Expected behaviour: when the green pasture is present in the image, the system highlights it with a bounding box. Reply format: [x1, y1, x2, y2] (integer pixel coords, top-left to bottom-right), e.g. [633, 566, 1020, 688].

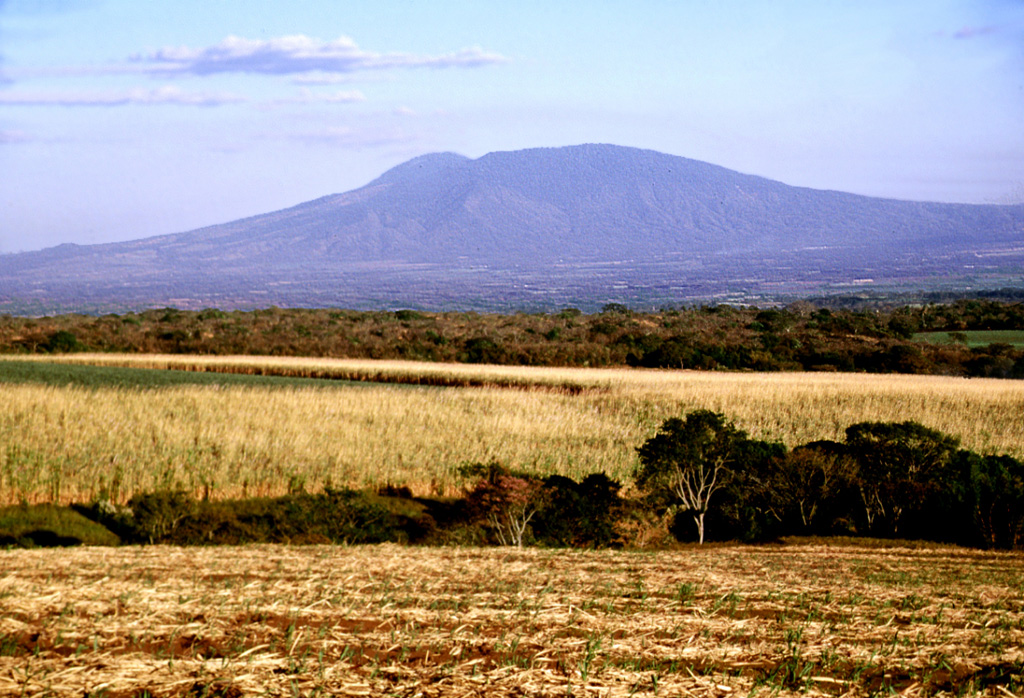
[0, 359, 363, 390]
[912, 329, 1024, 349]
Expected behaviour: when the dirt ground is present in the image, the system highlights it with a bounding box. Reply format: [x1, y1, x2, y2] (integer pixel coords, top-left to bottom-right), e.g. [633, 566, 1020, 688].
[1, 542, 1022, 696]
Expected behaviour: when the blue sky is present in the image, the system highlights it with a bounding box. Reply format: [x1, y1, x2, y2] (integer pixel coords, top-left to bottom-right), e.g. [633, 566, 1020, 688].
[1, 0, 1022, 252]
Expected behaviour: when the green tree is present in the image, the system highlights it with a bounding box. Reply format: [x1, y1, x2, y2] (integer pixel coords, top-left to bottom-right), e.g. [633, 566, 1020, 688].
[634, 410, 748, 544]
[959, 452, 1024, 549]
[531, 473, 624, 548]
[746, 440, 857, 535]
[845, 421, 960, 536]
[43, 330, 84, 353]
[460, 336, 506, 364]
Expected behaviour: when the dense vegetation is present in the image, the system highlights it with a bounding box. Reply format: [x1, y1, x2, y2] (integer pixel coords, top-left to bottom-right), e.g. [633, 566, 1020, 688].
[3, 298, 1024, 377]
[4, 411, 1022, 552]
[632, 412, 1024, 550]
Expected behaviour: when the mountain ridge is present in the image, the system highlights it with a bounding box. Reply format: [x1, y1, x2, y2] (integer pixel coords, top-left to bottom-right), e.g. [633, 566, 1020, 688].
[1, 143, 1022, 313]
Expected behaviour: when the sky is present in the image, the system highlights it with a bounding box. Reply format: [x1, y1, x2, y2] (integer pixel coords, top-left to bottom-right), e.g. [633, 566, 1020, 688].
[1, 0, 1023, 253]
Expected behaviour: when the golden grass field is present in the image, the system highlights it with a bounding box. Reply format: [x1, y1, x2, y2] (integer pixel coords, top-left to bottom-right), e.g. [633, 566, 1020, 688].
[1, 542, 1022, 696]
[1, 354, 1023, 505]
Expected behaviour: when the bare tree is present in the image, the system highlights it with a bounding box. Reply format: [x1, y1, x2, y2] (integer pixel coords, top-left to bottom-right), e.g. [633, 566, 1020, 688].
[466, 472, 546, 547]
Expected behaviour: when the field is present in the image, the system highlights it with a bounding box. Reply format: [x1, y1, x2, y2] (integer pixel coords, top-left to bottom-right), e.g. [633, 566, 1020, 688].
[2, 355, 1024, 505]
[913, 330, 1024, 349]
[1, 542, 1023, 697]
[3, 356, 1024, 696]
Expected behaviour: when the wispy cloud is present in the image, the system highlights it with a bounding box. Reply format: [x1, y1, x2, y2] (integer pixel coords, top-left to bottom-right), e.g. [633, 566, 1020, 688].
[0, 86, 246, 106]
[952, 25, 999, 39]
[0, 129, 30, 143]
[132, 35, 508, 77]
[0, 0, 7, 85]
[292, 72, 383, 86]
[278, 125, 417, 149]
[264, 88, 366, 106]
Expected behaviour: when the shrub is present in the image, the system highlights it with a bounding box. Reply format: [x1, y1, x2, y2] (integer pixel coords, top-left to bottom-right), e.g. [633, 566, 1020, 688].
[43, 330, 84, 353]
[531, 473, 624, 548]
[0, 504, 120, 547]
[169, 489, 409, 545]
[76, 488, 418, 546]
[460, 337, 507, 364]
[72, 498, 136, 542]
[461, 462, 546, 547]
[465, 474, 545, 547]
[126, 490, 195, 544]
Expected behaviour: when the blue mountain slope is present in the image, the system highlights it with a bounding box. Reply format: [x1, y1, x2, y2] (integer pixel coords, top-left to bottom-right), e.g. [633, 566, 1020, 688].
[1, 144, 1021, 311]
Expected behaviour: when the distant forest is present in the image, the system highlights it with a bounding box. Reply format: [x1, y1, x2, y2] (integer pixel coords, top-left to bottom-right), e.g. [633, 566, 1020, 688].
[2, 299, 1024, 378]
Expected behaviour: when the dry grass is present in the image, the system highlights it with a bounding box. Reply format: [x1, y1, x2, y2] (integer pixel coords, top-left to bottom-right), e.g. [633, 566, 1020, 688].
[2, 354, 1023, 505]
[1, 543, 1022, 696]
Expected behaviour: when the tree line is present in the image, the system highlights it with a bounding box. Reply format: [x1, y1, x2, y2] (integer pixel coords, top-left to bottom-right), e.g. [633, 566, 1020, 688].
[2, 299, 1024, 377]
[449, 412, 1023, 550]
[632, 411, 1024, 549]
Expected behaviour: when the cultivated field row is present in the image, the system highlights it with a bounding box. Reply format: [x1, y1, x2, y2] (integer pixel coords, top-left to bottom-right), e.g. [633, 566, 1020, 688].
[2, 355, 1023, 505]
[1, 543, 1022, 696]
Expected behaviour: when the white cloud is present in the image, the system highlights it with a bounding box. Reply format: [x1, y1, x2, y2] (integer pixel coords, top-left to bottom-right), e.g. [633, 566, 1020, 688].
[133, 35, 508, 77]
[0, 86, 246, 106]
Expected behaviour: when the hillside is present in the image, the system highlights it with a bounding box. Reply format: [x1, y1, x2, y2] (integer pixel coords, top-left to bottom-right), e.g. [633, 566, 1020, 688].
[1, 144, 1022, 312]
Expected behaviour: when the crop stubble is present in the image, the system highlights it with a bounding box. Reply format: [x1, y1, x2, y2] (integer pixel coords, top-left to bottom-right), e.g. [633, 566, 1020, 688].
[1, 543, 1023, 696]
